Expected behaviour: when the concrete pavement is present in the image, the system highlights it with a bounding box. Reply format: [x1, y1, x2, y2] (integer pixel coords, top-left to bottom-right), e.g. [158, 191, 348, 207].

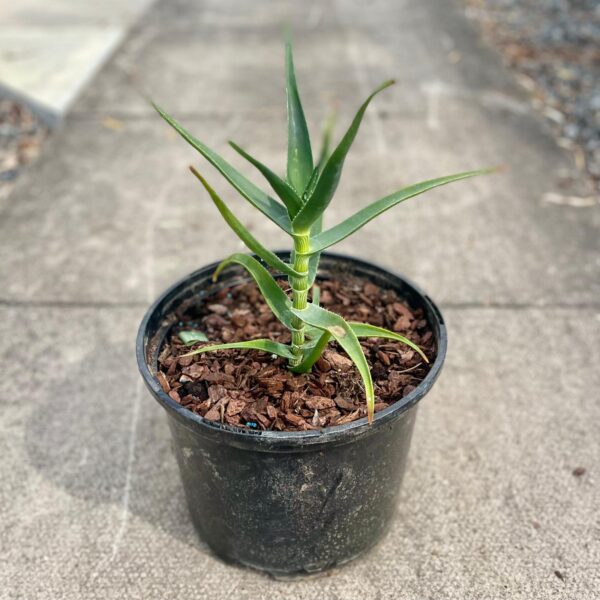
[1, 0, 599, 598]
[0, 0, 154, 125]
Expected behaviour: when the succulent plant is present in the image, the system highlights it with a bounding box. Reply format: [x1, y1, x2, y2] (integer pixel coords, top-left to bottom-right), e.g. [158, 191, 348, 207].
[154, 39, 491, 423]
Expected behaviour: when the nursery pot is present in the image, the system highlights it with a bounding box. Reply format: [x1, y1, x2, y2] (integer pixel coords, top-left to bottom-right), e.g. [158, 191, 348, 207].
[136, 252, 447, 576]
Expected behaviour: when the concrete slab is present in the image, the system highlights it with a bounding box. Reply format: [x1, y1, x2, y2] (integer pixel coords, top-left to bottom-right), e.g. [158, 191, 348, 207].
[1, 0, 599, 598]
[1, 306, 598, 599]
[0, 26, 124, 126]
[0, 0, 154, 125]
[1, 96, 597, 306]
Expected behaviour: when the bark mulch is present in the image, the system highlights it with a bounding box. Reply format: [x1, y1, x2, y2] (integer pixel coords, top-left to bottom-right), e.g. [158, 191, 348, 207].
[157, 275, 435, 432]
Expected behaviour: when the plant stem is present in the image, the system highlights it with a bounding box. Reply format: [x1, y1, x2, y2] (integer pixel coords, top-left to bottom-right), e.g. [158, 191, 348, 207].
[289, 234, 310, 366]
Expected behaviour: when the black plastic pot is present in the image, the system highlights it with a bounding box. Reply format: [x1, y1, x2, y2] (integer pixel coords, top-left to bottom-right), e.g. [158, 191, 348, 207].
[137, 252, 447, 576]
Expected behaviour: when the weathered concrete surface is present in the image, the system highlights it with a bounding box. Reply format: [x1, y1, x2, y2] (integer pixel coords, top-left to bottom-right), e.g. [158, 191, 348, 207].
[1, 0, 599, 598]
[0, 0, 154, 124]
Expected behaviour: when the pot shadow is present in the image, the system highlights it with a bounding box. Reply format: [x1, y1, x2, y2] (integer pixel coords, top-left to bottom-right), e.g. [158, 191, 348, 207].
[23, 328, 382, 581]
[24, 331, 208, 553]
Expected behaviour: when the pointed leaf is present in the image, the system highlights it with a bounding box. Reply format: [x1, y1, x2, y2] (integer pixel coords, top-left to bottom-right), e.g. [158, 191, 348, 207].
[291, 304, 375, 423]
[349, 322, 429, 363]
[179, 330, 208, 345]
[229, 141, 302, 217]
[189, 168, 301, 278]
[285, 40, 313, 192]
[292, 80, 394, 232]
[305, 109, 337, 198]
[182, 339, 294, 359]
[153, 103, 291, 232]
[316, 109, 336, 175]
[214, 253, 293, 328]
[310, 169, 494, 253]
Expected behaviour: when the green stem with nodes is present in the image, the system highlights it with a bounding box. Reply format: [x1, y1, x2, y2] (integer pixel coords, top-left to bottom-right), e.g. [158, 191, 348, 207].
[289, 234, 311, 366]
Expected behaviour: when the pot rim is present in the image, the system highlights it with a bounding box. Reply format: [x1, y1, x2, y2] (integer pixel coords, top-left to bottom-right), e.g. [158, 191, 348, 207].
[136, 252, 447, 450]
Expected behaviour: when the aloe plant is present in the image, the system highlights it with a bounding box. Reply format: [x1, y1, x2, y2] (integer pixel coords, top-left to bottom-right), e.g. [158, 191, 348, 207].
[154, 39, 492, 424]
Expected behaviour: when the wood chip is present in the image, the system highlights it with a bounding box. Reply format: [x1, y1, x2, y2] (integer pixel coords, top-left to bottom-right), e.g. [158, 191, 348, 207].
[204, 406, 221, 421]
[284, 412, 306, 427]
[226, 398, 246, 416]
[323, 350, 353, 372]
[208, 303, 228, 315]
[157, 371, 170, 393]
[334, 396, 357, 411]
[306, 396, 336, 410]
[334, 410, 361, 425]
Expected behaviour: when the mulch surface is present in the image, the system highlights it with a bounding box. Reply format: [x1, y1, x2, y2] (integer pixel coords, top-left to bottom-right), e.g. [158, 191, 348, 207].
[157, 275, 435, 432]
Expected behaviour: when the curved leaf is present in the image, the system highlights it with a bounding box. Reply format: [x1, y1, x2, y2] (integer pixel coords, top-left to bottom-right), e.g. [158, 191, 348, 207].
[229, 141, 302, 217]
[214, 253, 293, 328]
[307, 252, 321, 288]
[189, 168, 301, 278]
[292, 80, 394, 232]
[285, 39, 313, 193]
[305, 109, 337, 198]
[315, 109, 336, 176]
[179, 330, 208, 345]
[153, 103, 291, 232]
[349, 322, 429, 363]
[306, 214, 323, 286]
[291, 304, 375, 423]
[182, 339, 294, 359]
[310, 168, 493, 253]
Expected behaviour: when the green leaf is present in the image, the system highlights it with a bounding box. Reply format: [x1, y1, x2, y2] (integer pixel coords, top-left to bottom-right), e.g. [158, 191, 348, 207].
[349, 322, 429, 363]
[290, 330, 331, 374]
[285, 39, 313, 193]
[310, 168, 494, 253]
[307, 252, 321, 287]
[315, 109, 336, 175]
[306, 214, 323, 287]
[214, 253, 293, 329]
[153, 103, 292, 232]
[182, 339, 294, 359]
[189, 167, 301, 278]
[305, 109, 337, 198]
[292, 80, 394, 232]
[229, 141, 302, 217]
[291, 304, 375, 423]
[312, 284, 321, 307]
[178, 330, 208, 345]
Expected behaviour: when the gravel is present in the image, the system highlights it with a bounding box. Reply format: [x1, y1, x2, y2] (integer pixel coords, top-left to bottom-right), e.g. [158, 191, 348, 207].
[0, 100, 48, 201]
[464, 0, 600, 195]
